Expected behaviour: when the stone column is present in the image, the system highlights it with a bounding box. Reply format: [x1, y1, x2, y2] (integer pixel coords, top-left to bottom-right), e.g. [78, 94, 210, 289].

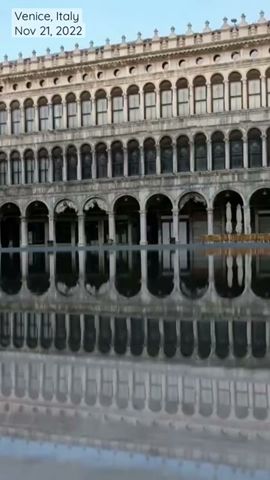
[78, 214, 85, 247]
[48, 104, 53, 130]
[139, 87, 144, 120]
[261, 76, 266, 108]
[123, 94, 128, 122]
[156, 142, 161, 175]
[172, 208, 179, 243]
[172, 142, 177, 173]
[107, 95, 112, 124]
[207, 139, 212, 171]
[244, 205, 251, 235]
[91, 97, 96, 126]
[108, 212, 116, 243]
[225, 136, 230, 170]
[156, 90, 160, 119]
[6, 108, 11, 135]
[123, 147, 128, 176]
[91, 149, 97, 179]
[6, 156, 11, 185]
[140, 210, 147, 245]
[224, 80, 229, 111]
[48, 215, 55, 243]
[189, 86, 194, 115]
[242, 79, 247, 109]
[78, 250, 85, 278]
[20, 217, 28, 247]
[207, 208, 214, 235]
[71, 222, 76, 246]
[34, 105, 39, 131]
[77, 149, 82, 181]
[206, 82, 211, 113]
[63, 150, 67, 181]
[243, 136, 248, 169]
[172, 87, 177, 117]
[190, 141, 194, 172]
[107, 148, 112, 178]
[140, 145, 145, 176]
[49, 253, 55, 279]
[262, 133, 267, 167]
[77, 100, 82, 127]
[21, 107, 25, 133]
[48, 152, 53, 183]
[62, 102, 67, 129]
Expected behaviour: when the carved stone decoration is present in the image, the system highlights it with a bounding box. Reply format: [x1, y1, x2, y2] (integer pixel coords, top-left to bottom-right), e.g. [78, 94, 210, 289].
[55, 200, 78, 214]
[235, 203, 243, 234]
[225, 201, 233, 234]
[84, 197, 107, 213]
[179, 193, 206, 212]
[56, 282, 77, 296]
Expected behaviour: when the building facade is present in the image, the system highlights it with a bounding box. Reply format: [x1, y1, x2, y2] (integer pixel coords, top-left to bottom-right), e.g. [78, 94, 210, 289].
[1, 12, 270, 246]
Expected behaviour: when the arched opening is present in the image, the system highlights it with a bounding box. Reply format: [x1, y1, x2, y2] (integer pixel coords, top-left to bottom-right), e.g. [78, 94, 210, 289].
[248, 128, 262, 168]
[114, 196, 140, 244]
[96, 143, 107, 178]
[211, 74, 224, 112]
[247, 69, 261, 109]
[111, 87, 123, 124]
[26, 201, 49, 245]
[55, 200, 78, 245]
[52, 146, 63, 182]
[144, 138, 156, 175]
[38, 97, 49, 131]
[0, 203, 21, 247]
[212, 131, 225, 170]
[66, 92, 77, 128]
[38, 148, 49, 183]
[24, 98, 35, 133]
[115, 251, 141, 296]
[10, 150, 21, 185]
[160, 136, 173, 173]
[213, 190, 244, 235]
[250, 188, 270, 233]
[66, 145, 78, 181]
[160, 80, 172, 118]
[84, 198, 108, 245]
[81, 144, 92, 179]
[96, 89, 107, 125]
[127, 85, 140, 121]
[193, 76, 206, 114]
[144, 83, 156, 120]
[146, 194, 173, 245]
[10, 100, 21, 135]
[127, 139, 140, 176]
[229, 72, 242, 111]
[0, 102, 7, 135]
[80, 91, 91, 126]
[176, 78, 189, 116]
[229, 130, 243, 169]
[178, 192, 207, 244]
[214, 253, 245, 298]
[52, 95, 63, 129]
[194, 133, 207, 171]
[0, 152, 7, 185]
[177, 135, 190, 172]
[111, 140, 124, 177]
[24, 149, 35, 184]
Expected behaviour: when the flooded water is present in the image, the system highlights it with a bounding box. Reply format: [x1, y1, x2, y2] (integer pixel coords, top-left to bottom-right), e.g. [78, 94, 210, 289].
[1, 247, 270, 479]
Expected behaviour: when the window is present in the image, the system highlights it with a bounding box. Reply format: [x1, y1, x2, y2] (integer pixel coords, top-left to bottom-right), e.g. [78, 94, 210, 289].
[127, 86, 140, 121]
[38, 148, 49, 183]
[160, 136, 173, 173]
[177, 79, 189, 116]
[160, 81, 172, 118]
[177, 136, 190, 172]
[11, 101, 21, 135]
[247, 70, 261, 109]
[66, 93, 77, 128]
[211, 75, 224, 113]
[212, 132, 225, 170]
[52, 147, 63, 181]
[230, 130, 243, 169]
[96, 90, 107, 125]
[112, 141, 124, 177]
[81, 144, 92, 179]
[144, 138, 156, 175]
[248, 129, 262, 168]
[0, 103, 7, 135]
[194, 77, 207, 114]
[112, 88, 124, 124]
[24, 149, 35, 184]
[128, 140, 140, 176]
[52, 96, 63, 129]
[0, 152, 7, 185]
[38, 97, 49, 131]
[67, 145, 77, 180]
[10, 151, 21, 184]
[81, 92, 91, 126]
[267, 69, 270, 107]
[24, 99, 35, 133]
[229, 73, 242, 111]
[96, 143, 107, 178]
[194, 133, 207, 171]
[144, 84, 156, 120]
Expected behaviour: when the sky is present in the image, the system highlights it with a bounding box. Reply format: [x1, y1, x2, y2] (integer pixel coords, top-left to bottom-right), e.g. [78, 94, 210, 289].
[0, 1, 270, 60]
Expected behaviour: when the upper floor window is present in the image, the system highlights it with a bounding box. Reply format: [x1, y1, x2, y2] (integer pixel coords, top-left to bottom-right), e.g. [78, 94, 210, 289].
[247, 69, 261, 109]
[24, 149, 35, 184]
[211, 74, 224, 113]
[0, 103, 7, 135]
[144, 83, 156, 120]
[229, 72, 242, 111]
[96, 143, 107, 178]
[66, 145, 77, 181]
[111, 88, 124, 124]
[112, 141, 124, 177]
[144, 138, 156, 175]
[194, 76, 207, 115]
[212, 131, 225, 170]
[38, 97, 49, 131]
[160, 81, 172, 118]
[81, 144, 92, 179]
[10, 150, 21, 184]
[10, 101, 20, 135]
[177, 78, 189, 116]
[24, 99, 35, 133]
[52, 146, 63, 182]
[160, 136, 173, 173]
[127, 139, 140, 176]
[0, 152, 7, 185]
[194, 133, 207, 171]
[248, 128, 262, 168]
[96, 90, 107, 126]
[52, 95, 63, 130]
[177, 135, 190, 172]
[80, 92, 91, 127]
[66, 93, 77, 128]
[229, 130, 243, 169]
[127, 85, 140, 122]
[38, 148, 49, 183]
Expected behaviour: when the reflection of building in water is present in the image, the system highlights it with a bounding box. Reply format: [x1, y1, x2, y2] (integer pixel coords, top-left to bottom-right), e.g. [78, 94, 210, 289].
[2, 15, 270, 246]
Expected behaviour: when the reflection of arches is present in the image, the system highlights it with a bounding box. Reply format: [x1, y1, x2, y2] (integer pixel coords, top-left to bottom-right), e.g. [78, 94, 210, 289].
[115, 251, 141, 296]
[148, 251, 173, 297]
[1, 253, 21, 294]
[27, 252, 50, 294]
[0, 202, 21, 247]
[130, 317, 144, 356]
[214, 253, 245, 298]
[251, 253, 270, 298]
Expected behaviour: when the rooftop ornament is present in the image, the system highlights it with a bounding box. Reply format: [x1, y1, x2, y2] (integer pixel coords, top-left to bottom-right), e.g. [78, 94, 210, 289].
[136, 31, 142, 43]
[46, 47, 51, 55]
[221, 17, 230, 29]
[240, 13, 247, 26]
[60, 45, 65, 54]
[4, 54, 8, 62]
[121, 35, 126, 44]
[258, 10, 266, 23]
[170, 26, 176, 37]
[74, 43, 79, 50]
[105, 38, 110, 45]
[186, 22, 193, 35]
[153, 28, 159, 38]
[89, 40, 94, 50]
[203, 20, 211, 32]
[231, 18, 238, 28]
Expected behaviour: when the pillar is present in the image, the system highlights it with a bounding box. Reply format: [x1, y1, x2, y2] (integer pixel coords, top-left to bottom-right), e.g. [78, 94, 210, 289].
[156, 142, 161, 175]
[34, 105, 39, 131]
[225, 136, 230, 170]
[107, 95, 112, 124]
[49, 253, 55, 279]
[71, 222, 76, 246]
[139, 209, 147, 245]
[261, 76, 266, 108]
[107, 148, 112, 178]
[92, 149, 97, 179]
[172, 208, 179, 243]
[20, 216, 28, 247]
[189, 86, 194, 115]
[262, 133, 267, 167]
[244, 205, 251, 235]
[243, 137, 248, 169]
[77, 149, 82, 181]
[242, 79, 247, 110]
[78, 214, 85, 247]
[172, 142, 177, 173]
[21, 107, 25, 134]
[21, 154, 25, 184]
[123, 94, 128, 122]
[48, 152, 53, 182]
[92, 97, 96, 126]
[48, 104, 53, 130]
[206, 82, 211, 113]
[172, 87, 177, 117]
[6, 155, 11, 185]
[48, 215, 55, 243]
[139, 88, 144, 120]
[77, 100, 82, 128]
[224, 80, 229, 111]
[63, 151, 67, 181]
[78, 249, 85, 277]
[62, 102, 67, 129]
[207, 139, 212, 171]
[6, 108, 11, 135]
[156, 91, 160, 119]
[108, 212, 115, 243]
[21, 251, 28, 278]
[123, 147, 128, 176]
[207, 208, 214, 235]
[190, 141, 194, 172]
[140, 145, 145, 176]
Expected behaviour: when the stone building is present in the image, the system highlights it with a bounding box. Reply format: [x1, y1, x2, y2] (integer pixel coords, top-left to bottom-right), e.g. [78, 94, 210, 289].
[1, 12, 270, 246]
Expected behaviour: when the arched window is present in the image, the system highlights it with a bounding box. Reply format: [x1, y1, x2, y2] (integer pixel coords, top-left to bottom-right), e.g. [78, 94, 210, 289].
[52, 147, 63, 182]
[144, 83, 156, 120]
[176, 78, 189, 116]
[24, 99, 35, 133]
[160, 81, 172, 118]
[112, 141, 124, 177]
[24, 149, 35, 184]
[66, 145, 77, 180]
[0, 103, 7, 135]
[248, 128, 262, 168]
[194, 133, 207, 171]
[96, 143, 107, 178]
[81, 92, 91, 127]
[247, 70, 261, 109]
[10, 150, 21, 184]
[212, 131, 225, 170]
[160, 136, 173, 173]
[230, 130, 243, 169]
[52, 95, 63, 130]
[38, 148, 49, 183]
[266, 69, 270, 107]
[10, 101, 21, 135]
[81, 144, 92, 179]
[128, 140, 140, 176]
[38, 97, 49, 131]
[229, 72, 242, 111]
[0, 152, 7, 185]
[194, 76, 207, 114]
[66, 93, 77, 128]
[177, 136, 190, 172]
[111, 88, 124, 124]
[96, 90, 107, 125]
[211, 74, 224, 113]
[127, 85, 140, 121]
[144, 138, 156, 175]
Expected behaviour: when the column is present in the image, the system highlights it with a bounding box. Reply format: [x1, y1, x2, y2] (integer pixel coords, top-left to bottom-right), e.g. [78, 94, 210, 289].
[91, 97, 96, 126]
[262, 133, 267, 167]
[78, 214, 85, 247]
[140, 145, 145, 176]
[48, 104, 53, 130]
[20, 216, 28, 247]
[123, 147, 128, 176]
[189, 85, 194, 115]
[140, 210, 147, 245]
[21, 153, 25, 184]
[77, 149, 82, 181]
[107, 148, 112, 177]
[242, 79, 247, 110]
[156, 91, 160, 119]
[77, 100, 82, 128]
[206, 82, 211, 113]
[62, 102, 67, 129]
[172, 208, 179, 243]
[156, 142, 161, 175]
[6, 155, 11, 185]
[71, 222, 76, 246]
[224, 80, 229, 111]
[48, 215, 55, 243]
[123, 94, 128, 122]
[225, 136, 230, 170]
[139, 87, 144, 120]
[172, 142, 177, 173]
[63, 150, 67, 181]
[190, 141, 194, 172]
[107, 95, 112, 124]
[78, 250, 85, 277]
[243, 136, 248, 169]
[49, 253, 55, 279]
[6, 108, 11, 135]
[91, 149, 97, 179]
[172, 87, 177, 117]
[261, 76, 266, 108]
[34, 105, 39, 131]
[108, 212, 116, 243]
[207, 208, 214, 235]
[244, 205, 251, 235]
[207, 139, 212, 171]
[48, 152, 53, 182]
[21, 107, 25, 133]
